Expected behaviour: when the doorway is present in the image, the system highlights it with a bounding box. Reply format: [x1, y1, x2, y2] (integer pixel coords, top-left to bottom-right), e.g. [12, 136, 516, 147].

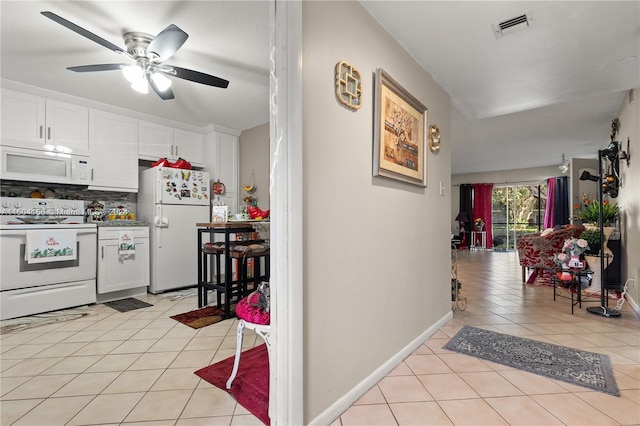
[492, 184, 547, 250]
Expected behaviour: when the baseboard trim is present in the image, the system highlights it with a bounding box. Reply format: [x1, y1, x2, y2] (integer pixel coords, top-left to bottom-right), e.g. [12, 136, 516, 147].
[626, 294, 639, 316]
[308, 310, 454, 426]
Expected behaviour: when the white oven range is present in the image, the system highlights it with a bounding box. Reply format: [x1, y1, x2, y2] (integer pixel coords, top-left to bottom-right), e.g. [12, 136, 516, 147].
[0, 197, 97, 320]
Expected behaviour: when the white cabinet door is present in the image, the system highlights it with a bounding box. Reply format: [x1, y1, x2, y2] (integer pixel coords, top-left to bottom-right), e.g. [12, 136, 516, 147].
[211, 132, 239, 212]
[1, 89, 46, 148]
[45, 100, 89, 155]
[173, 129, 204, 166]
[89, 110, 139, 191]
[139, 120, 173, 160]
[1, 90, 88, 154]
[98, 228, 150, 294]
[217, 132, 239, 194]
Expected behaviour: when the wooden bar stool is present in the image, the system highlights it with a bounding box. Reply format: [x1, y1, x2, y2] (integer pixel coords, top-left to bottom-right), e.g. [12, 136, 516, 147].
[228, 244, 270, 298]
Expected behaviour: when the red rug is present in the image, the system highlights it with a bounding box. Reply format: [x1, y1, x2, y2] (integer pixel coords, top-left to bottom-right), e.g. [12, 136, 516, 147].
[170, 306, 226, 329]
[195, 344, 269, 424]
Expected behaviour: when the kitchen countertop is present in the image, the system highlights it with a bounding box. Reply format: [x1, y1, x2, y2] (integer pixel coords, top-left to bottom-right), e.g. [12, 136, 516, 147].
[94, 221, 150, 227]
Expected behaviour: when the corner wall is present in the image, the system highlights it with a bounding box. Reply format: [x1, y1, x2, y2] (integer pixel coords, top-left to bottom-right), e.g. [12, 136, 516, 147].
[616, 89, 640, 309]
[302, 1, 452, 422]
[239, 122, 270, 209]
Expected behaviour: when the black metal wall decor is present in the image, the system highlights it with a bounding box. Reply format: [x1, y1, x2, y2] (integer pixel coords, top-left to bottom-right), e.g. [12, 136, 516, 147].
[579, 119, 631, 318]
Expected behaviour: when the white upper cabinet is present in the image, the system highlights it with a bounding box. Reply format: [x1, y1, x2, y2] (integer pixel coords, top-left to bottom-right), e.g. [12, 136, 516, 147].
[217, 132, 239, 194]
[203, 130, 239, 211]
[138, 121, 173, 160]
[88, 109, 139, 192]
[173, 129, 204, 166]
[1, 89, 89, 155]
[139, 120, 203, 166]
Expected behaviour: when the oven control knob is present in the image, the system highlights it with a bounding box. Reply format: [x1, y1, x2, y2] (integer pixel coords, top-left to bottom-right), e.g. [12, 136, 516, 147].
[2, 201, 10, 208]
[13, 201, 22, 208]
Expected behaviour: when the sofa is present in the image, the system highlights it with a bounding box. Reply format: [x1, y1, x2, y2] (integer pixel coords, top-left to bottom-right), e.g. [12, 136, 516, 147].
[516, 224, 585, 283]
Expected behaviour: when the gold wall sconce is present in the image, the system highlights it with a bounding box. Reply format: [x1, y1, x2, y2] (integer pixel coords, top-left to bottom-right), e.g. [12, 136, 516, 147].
[428, 124, 440, 153]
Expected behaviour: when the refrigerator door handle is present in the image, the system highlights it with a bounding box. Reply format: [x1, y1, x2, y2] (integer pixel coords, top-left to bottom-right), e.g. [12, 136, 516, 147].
[155, 204, 163, 248]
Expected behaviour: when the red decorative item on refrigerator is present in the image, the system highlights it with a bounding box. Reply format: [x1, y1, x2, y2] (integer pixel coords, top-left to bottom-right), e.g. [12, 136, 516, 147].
[170, 157, 192, 169]
[151, 157, 171, 167]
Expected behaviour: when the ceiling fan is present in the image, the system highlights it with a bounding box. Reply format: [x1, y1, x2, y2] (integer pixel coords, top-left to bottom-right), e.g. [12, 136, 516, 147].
[41, 11, 229, 100]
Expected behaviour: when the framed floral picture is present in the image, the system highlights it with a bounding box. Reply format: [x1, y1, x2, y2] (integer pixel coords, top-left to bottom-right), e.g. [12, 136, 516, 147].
[373, 68, 427, 187]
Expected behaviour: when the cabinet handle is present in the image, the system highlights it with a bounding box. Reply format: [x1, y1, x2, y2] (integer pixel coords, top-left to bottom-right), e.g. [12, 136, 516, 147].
[39, 125, 43, 139]
[91, 169, 94, 181]
[175, 145, 178, 156]
[101, 246, 104, 259]
[47, 127, 51, 140]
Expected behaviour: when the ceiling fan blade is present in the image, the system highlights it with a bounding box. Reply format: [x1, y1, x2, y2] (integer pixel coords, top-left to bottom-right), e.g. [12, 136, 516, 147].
[148, 74, 175, 100]
[41, 11, 126, 55]
[67, 64, 127, 72]
[166, 65, 229, 88]
[148, 24, 188, 62]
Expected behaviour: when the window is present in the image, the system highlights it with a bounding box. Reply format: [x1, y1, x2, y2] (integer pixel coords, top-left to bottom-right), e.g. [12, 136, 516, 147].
[492, 184, 546, 250]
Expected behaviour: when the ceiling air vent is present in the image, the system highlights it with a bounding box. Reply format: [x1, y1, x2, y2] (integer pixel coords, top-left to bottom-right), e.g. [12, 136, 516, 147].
[492, 11, 534, 38]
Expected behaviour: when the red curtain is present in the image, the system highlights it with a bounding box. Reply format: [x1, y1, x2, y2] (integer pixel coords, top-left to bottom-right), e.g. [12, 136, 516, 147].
[472, 183, 494, 248]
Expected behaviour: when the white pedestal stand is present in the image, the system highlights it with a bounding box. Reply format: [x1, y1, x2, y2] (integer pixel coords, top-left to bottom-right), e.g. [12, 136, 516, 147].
[584, 255, 603, 293]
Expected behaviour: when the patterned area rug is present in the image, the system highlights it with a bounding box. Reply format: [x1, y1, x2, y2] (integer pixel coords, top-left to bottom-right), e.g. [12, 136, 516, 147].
[171, 306, 226, 329]
[104, 297, 153, 313]
[0, 306, 95, 334]
[444, 325, 620, 396]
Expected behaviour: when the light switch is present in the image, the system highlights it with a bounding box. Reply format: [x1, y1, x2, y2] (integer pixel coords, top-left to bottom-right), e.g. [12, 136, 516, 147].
[439, 181, 446, 196]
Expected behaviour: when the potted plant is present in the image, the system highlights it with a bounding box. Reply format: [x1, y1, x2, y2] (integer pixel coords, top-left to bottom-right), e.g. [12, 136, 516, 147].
[574, 193, 619, 226]
[579, 229, 601, 255]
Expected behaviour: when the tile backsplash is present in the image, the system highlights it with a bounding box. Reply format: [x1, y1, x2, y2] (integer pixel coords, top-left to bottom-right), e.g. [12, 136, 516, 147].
[1, 182, 137, 219]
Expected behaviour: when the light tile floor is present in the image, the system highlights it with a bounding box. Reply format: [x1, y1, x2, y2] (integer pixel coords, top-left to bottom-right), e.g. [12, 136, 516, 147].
[1, 250, 639, 425]
[336, 250, 640, 426]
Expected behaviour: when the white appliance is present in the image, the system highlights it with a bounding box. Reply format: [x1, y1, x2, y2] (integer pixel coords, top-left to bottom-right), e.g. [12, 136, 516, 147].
[0, 146, 91, 185]
[0, 197, 97, 320]
[138, 167, 210, 293]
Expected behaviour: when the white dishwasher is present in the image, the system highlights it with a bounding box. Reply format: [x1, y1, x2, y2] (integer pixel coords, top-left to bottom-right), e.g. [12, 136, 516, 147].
[97, 225, 150, 303]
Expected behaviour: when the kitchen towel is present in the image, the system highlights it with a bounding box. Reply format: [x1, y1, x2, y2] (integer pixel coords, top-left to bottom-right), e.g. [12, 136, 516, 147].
[118, 231, 135, 255]
[25, 229, 77, 264]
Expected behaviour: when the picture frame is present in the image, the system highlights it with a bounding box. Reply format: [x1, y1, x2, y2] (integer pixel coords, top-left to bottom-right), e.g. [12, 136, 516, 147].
[373, 68, 427, 187]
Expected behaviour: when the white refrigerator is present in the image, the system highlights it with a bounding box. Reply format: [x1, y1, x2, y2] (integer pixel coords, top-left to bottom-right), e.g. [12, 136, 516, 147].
[138, 167, 210, 294]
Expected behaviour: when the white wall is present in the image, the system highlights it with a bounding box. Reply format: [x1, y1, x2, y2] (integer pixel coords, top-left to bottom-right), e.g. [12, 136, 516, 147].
[616, 89, 639, 310]
[302, 1, 451, 421]
[239, 122, 270, 209]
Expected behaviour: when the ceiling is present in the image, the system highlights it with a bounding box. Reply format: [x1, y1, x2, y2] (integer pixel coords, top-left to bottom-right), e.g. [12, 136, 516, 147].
[1, 2, 639, 175]
[0, 1, 270, 131]
[362, 1, 640, 175]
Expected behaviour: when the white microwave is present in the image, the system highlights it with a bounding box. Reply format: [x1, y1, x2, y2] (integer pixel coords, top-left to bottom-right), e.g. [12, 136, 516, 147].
[0, 146, 90, 185]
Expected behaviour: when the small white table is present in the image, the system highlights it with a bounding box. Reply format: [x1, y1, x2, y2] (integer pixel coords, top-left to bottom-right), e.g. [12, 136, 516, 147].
[470, 231, 486, 250]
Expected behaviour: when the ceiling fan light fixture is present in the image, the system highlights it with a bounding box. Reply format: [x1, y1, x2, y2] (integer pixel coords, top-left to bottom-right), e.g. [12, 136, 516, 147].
[151, 72, 172, 92]
[122, 65, 143, 83]
[131, 79, 149, 94]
